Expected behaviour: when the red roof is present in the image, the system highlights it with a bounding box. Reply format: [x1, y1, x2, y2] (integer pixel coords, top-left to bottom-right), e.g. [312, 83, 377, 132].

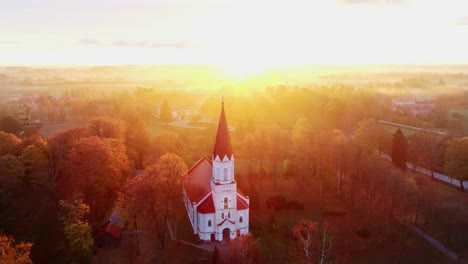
[185, 157, 213, 203]
[105, 221, 122, 238]
[197, 194, 215, 213]
[237, 193, 249, 210]
[213, 102, 233, 160]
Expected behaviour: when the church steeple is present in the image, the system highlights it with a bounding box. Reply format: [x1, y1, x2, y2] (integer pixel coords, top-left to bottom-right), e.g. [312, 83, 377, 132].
[213, 100, 233, 161]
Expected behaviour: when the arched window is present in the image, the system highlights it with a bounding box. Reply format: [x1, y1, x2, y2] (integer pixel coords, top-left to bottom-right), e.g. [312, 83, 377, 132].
[208, 220, 212, 227]
[224, 168, 228, 181]
[228, 212, 231, 218]
[222, 213, 224, 219]
[239, 216, 243, 223]
[224, 197, 228, 209]
[216, 168, 220, 180]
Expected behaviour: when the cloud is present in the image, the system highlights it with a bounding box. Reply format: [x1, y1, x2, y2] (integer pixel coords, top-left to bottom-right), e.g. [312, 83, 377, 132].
[457, 17, 468, 26]
[79, 38, 99, 45]
[79, 38, 197, 49]
[341, 0, 407, 6]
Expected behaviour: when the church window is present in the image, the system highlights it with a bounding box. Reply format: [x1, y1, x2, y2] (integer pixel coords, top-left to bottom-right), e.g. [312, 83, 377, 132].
[208, 220, 212, 227]
[224, 197, 228, 209]
[228, 212, 231, 218]
[239, 216, 243, 223]
[224, 168, 228, 181]
[216, 168, 220, 180]
[222, 213, 224, 219]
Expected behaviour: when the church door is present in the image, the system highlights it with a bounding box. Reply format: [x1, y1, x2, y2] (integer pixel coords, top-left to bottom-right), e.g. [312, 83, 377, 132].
[222, 228, 230, 241]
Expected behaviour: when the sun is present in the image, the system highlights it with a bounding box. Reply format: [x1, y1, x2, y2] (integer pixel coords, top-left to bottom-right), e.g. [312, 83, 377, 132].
[219, 61, 269, 78]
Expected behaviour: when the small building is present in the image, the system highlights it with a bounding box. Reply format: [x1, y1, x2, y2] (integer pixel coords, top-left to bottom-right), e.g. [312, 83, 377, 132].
[183, 101, 249, 241]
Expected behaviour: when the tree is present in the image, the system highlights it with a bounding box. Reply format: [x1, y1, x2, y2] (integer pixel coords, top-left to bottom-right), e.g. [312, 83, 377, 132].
[20, 142, 49, 189]
[0, 232, 33, 264]
[159, 100, 173, 123]
[291, 220, 333, 264]
[117, 176, 145, 256]
[62, 136, 130, 223]
[0, 132, 21, 156]
[445, 137, 468, 191]
[269, 131, 287, 190]
[125, 118, 150, 169]
[228, 234, 260, 264]
[0, 116, 22, 135]
[291, 219, 317, 264]
[59, 199, 94, 263]
[391, 129, 407, 170]
[88, 116, 126, 140]
[407, 131, 444, 178]
[143, 131, 186, 168]
[151, 153, 188, 241]
[354, 118, 390, 155]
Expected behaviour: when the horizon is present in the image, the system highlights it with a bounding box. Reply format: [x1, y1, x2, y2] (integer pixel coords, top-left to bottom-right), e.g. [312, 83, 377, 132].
[2, 0, 468, 72]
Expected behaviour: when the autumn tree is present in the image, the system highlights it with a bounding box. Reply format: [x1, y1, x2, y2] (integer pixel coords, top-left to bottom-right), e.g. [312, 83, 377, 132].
[143, 131, 186, 167]
[353, 118, 390, 155]
[117, 176, 145, 256]
[59, 199, 94, 263]
[408, 131, 444, 179]
[47, 128, 90, 186]
[0, 132, 21, 156]
[62, 136, 130, 223]
[391, 129, 407, 170]
[159, 100, 173, 123]
[20, 141, 49, 189]
[151, 153, 188, 240]
[0, 116, 22, 135]
[0, 232, 33, 264]
[292, 118, 313, 189]
[445, 137, 468, 191]
[125, 117, 150, 169]
[228, 234, 261, 264]
[243, 133, 256, 175]
[269, 131, 288, 190]
[291, 219, 317, 264]
[291, 219, 333, 264]
[88, 116, 126, 140]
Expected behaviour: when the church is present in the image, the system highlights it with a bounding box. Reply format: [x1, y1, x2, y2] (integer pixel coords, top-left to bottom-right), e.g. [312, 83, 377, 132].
[183, 101, 249, 241]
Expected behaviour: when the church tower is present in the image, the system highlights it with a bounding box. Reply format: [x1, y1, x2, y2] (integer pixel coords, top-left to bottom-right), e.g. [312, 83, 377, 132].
[211, 100, 238, 240]
[183, 99, 248, 242]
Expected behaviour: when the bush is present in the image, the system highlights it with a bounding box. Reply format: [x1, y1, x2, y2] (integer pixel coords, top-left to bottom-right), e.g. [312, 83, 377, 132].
[323, 206, 347, 215]
[356, 228, 371, 238]
[286, 200, 304, 210]
[265, 195, 287, 210]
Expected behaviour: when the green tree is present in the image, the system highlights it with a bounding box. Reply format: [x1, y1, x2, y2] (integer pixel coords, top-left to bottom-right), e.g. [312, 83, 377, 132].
[391, 129, 407, 170]
[445, 137, 468, 191]
[159, 100, 173, 123]
[59, 199, 94, 263]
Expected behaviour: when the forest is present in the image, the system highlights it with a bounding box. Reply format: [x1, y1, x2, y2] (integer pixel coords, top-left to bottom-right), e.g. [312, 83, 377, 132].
[1, 67, 468, 263]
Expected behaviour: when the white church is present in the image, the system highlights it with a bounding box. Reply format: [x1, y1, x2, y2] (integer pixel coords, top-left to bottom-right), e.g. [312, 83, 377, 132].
[183, 101, 249, 241]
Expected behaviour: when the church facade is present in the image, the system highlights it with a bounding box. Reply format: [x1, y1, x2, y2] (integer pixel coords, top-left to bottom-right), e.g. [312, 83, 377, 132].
[183, 102, 249, 241]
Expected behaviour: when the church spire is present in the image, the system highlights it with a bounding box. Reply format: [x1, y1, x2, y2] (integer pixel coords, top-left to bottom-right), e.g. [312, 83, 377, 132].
[213, 100, 233, 160]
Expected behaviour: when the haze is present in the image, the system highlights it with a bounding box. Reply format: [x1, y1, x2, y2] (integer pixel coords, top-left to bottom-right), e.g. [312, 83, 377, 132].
[2, 0, 468, 71]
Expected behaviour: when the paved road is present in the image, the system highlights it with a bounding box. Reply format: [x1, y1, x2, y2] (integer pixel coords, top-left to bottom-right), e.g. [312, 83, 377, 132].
[378, 120, 447, 136]
[380, 153, 468, 189]
[405, 223, 467, 264]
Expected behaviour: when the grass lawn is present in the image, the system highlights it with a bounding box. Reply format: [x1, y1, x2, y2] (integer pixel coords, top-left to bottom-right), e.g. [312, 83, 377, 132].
[245, 174, 454, 264]
[448, 106, 468, 120]
[37, 121, 88, 138]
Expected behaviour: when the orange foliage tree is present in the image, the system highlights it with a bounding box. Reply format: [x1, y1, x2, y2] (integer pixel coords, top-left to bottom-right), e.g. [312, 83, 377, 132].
[62, 136, 130, 223]
[0, 232, 32, 264]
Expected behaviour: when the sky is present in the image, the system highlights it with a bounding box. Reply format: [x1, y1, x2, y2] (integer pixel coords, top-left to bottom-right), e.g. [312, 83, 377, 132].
[1, 0, 468, 68]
